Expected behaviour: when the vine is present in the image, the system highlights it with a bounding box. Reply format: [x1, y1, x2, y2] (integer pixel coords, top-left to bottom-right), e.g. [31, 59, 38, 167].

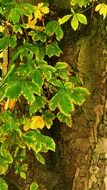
[0, 0, 106, 189]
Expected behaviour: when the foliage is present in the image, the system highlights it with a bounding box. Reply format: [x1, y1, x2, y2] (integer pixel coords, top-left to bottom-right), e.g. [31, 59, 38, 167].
[0, 0, 106, 189]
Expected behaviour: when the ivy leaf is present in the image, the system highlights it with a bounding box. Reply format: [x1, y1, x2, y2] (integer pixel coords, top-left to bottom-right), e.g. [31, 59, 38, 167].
[71, 87, 90, 105]
[30, 182, 38, 190]
[46, 21, 58, 36]
[40, 65, 56, 80]
[58, 93, 74, 116]
[55, 62, 69, 70]
[21, 83, 35, 104]
[46, 41, 62, 57]
[29, 96, 45, 115]
[55, 24, 63, 41]
[9, 5, 22, 24]
[0, 141, 13, 163]
[5, 81, 21, 99]
[0, 178, 8, 190]
[58, 14, 72, 25]
[49, 77, 63, 88]
[71, 15, 79, 30]
[0, 36, 17, 50]
[43, 111, 55, 129]
[71, 0, 90, 8]
[50, 90, 63, 111]
[29, 31, 46, 42]
[43, 136, 55, 152]
[57, 112, 72, 127]
[0, 156, 8, 175]
[31, 69, 43, 88]
[30, 116, 45, 130]
[76, 13, 87, 24]
[46, 21, 63, 41]
[95, 3, 107, 19]
[36, 153, 45, 165]
[20, 171, 26, 179]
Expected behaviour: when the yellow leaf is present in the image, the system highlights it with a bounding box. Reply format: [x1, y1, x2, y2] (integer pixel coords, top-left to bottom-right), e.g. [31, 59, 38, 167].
[95, 3, 107, 19]
[23, 118, 31, 131]
[35, 25, 45, 31]
[41, 7, 49, 14]
[4, 98, 10, 111]
[38, 3, 44, 8]
[8, 99, 16, 111]
[34, 9, 42, 20]
[0, 51, 3, 58]
[26, 15, 37, 29]
[34, 3, 49, 20]
[0, 25, 4, 32]
[30, 116, 45, 130]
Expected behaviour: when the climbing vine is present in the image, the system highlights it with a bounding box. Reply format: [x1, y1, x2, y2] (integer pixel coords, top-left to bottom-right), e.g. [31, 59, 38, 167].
[0, 0, 106, 189]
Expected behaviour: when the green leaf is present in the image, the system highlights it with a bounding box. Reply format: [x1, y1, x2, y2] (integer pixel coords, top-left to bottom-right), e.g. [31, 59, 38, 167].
[57, 112, 72, 127]
[0, 156, 8, 175]
[20, 171, 26, 179]
[58, 14, 72, 25]
[71, 15, 79, 30]
[0, 7, 3, 15]
[43, 111, 55, 129]
[21, 83, 35, 104]
[29, 31, 46, 42]
[46, 20, 63, 41]
[71, 0, 90, 7]
[55, 24, 63, 41]
[0, 36, 17, 50]
[55, 62, 68, 70]
[0, 178, 8, 190]
[44, 136, 55, 152]
[46, 41, 62, 57]
[58, 93, 74, 116]
[76, 13, 87, 24]
[29, 96, 45, 115]
[5, 81, 21, 99]
[50, 90, 63, 111]
[46, 21, 58, 36]
[30, 182, 38, 190]
[9, 5, 22, 24]
[0, 141, 13, 163]
[49, 77, 63, 88]
[40, 65, 56, 80]
[71, 87, 90, 105]
[36, 153, 45, 165]
[31, 69, 43, 88]
[13, 24, 23, 34]
[36, 45, 45, 60]
[21, 163, 28, 171]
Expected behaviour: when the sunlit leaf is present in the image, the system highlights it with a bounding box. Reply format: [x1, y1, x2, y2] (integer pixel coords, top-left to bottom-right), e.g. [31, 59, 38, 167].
[30, 116, 45, 130]
[95, 3, 107, 19]
[76, 13, 87, 24]
[30, 182, 38, 190]
[36, 153, 45, 165]
[71, 15, 79, 30]
[46, 41, 62, 57]
[58, 14, 72, 25]
[0, 178, 8, 190]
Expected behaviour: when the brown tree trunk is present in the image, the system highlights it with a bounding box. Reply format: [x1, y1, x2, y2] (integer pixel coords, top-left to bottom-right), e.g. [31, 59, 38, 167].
[27, 22, 106, 190]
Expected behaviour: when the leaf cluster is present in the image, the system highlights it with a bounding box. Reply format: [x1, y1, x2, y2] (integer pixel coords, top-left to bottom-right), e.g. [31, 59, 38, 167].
[0, 0, 91, 189]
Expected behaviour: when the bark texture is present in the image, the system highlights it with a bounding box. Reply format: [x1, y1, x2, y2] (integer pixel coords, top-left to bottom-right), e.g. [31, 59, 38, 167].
[24, 21, 107, 190]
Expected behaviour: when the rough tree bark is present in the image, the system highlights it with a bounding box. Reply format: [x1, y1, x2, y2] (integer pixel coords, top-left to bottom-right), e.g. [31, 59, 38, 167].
[7, 1, 107, 190]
